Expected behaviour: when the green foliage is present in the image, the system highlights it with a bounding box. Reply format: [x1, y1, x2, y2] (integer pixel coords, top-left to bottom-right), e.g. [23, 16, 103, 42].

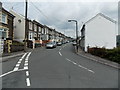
[88, 47, 120, 64]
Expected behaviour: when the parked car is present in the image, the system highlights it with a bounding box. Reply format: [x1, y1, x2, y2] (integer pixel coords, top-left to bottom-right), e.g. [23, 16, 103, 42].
[57, 42, 62, 46]
[72, 41, 77, 46]
[46, 41, 57, 48]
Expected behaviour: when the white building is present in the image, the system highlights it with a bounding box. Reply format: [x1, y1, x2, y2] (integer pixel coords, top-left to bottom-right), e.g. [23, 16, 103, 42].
[80, 13, 117, 52]
[10, 10, 25, 42]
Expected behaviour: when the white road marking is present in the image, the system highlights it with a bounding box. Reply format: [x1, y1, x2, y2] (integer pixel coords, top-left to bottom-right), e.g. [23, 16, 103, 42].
[24, 63, 28, 66]
[73, 62, 77, 65]
[26, 78, 31, 86]
[16, 64, 20, 67]
[23, 52, 32, 87]
[0, 68, 27, 78]
[24, 66, 28, 70]
[66, 58, 71, 62]
[19, 59, 23, 61]
[13, 53, 27, 71]
[18, 61, 21, 64]
[25, 58, 28, 61]
[13, 67, 19, 71]
[65, 58, 94, 73]
[21, 53, 27, 59]
[26, 71, 29, 76]
[59, 52, 62, 56]
[25, 61, 28, 63]
[59, 48, 62, 51]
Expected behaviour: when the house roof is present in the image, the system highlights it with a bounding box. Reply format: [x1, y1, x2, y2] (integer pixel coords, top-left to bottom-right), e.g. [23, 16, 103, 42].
[2, 8, 15, 18]
[85, 13, 116, 24]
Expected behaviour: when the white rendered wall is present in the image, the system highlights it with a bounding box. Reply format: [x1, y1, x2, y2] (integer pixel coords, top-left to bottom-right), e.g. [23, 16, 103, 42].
[85, 15, 116, 52]
[10, 10, 25, 42]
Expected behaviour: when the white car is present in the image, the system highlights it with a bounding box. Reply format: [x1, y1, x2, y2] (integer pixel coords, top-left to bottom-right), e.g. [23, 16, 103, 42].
[72, 41, 77, 46]
[46, 41, 57, 48]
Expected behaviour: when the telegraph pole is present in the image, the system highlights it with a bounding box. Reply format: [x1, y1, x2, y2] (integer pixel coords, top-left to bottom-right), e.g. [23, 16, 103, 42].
[24, 0, 28, 52]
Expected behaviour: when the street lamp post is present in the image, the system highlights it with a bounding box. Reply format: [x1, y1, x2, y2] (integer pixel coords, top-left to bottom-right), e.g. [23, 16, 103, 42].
[68, 20, 78, 52]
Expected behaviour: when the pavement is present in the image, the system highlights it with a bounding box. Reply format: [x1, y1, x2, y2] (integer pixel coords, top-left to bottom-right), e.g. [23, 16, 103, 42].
[0, 49, 33, 62]
[1, 43, 119, 88]
[76, 47, 120, 69]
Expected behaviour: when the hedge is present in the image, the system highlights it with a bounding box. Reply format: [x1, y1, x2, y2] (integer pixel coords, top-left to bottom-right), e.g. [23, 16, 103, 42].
[88, 47, 120, 64]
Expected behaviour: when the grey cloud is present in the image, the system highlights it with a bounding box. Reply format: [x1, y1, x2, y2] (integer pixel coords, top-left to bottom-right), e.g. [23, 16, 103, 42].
[2, 1, 118, 38]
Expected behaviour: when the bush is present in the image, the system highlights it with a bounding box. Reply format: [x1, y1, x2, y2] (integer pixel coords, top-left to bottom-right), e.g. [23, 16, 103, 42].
[88, 47, 106, 57]
[88, 47, 120, 64]
[103, 48, 120, 64]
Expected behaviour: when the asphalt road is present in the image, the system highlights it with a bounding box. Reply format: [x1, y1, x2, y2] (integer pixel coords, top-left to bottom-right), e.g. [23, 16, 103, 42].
[1, 43, 119, 88]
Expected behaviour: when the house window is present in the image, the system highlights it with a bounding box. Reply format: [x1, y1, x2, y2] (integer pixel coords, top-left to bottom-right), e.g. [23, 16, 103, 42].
[42, 28, 44, 34]
[39, 27, 41, 32]
[2, 13, 7, 24]
[34, 24, 37, 31]
[0, 28, 7, 39]
[29, 22, 32, 30]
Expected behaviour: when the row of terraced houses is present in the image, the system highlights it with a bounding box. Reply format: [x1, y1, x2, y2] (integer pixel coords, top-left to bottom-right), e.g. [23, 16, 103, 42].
[0, 2, 71, 53]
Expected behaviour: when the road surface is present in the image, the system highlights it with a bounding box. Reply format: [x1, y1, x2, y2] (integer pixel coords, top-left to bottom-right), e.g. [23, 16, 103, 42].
[1, 43, 119, 88]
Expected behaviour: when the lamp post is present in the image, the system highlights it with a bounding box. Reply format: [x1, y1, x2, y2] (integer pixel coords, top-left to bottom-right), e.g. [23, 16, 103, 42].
[68, 20, 78, 52]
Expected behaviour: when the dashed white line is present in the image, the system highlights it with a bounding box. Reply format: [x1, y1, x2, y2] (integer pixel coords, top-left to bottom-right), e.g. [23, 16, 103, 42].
[65, 58, 95, 73]
[16, 64, 20, 67]
[18, 61, 21, 64]
[26, 78, 31, 86]
[21, 53, 27, 59]
[23, 52, 32, 87]
[26, 71, 29, 76]
[13, 53, 27, 71]
[24, 63, 28, 66]
[59, 52, 62, 56]
[13, 67, 19, 71]
[24, 66, 28, 70]
[25, 61, 28, 63]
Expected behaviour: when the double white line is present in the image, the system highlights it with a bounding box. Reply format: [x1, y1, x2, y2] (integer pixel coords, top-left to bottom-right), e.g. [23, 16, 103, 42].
[13, 53, 27, 71]
[0, 52, 32, 87]
[24, 52, 31, 87]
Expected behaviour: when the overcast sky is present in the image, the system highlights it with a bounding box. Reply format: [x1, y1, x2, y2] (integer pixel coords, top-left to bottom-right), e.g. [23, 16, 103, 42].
[1, 0, 118, 38]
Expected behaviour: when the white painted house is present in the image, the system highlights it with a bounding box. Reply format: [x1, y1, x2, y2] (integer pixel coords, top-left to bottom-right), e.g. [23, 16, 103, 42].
[80, 13, 117, 52]
[10, 10, 25, 42]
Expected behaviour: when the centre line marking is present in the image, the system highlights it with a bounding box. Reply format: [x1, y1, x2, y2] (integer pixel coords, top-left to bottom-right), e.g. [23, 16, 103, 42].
[59, 52, 62, 56]
[65, 58, 94, 73]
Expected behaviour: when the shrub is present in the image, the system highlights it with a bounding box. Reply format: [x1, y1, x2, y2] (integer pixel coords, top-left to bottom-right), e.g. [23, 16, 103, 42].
[88, 47, 120, 64]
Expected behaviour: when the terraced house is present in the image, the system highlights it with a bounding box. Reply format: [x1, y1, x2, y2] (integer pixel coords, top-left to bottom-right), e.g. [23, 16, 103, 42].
[0, 6, 15, 40]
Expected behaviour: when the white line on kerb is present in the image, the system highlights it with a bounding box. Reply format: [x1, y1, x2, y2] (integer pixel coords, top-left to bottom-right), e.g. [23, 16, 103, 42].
[26, 78, 31, 86]
[59, 52, 62, 56]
